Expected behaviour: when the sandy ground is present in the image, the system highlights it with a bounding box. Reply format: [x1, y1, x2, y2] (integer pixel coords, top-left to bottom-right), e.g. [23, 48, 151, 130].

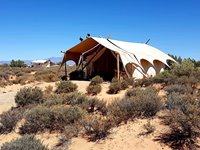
[0, 81, 171, 150]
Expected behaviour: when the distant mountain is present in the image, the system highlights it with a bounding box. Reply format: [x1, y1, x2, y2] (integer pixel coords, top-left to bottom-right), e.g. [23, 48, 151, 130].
[48, 57, 62, 63]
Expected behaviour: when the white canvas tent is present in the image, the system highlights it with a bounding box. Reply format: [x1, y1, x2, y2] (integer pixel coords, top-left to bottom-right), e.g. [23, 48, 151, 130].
[60, 37, 175, 80]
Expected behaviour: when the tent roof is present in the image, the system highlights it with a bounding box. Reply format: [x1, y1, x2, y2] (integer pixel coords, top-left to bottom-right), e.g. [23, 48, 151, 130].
[62, 36, 175, 67]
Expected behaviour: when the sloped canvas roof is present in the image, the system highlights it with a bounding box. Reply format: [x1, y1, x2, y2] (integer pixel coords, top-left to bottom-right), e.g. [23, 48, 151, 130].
[61, 36, 175, 78]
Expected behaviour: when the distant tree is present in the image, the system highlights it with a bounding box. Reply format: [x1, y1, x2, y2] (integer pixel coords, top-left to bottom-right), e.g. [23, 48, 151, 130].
[10, 59, 26, 67]
[168, 54, 182, 63]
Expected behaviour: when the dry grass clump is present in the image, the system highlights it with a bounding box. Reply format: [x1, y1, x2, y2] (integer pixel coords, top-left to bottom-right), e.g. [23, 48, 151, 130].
[142, 120, 155, 135]
[81, 97, 107, 115]
[35, 70, 59, 82]
[1, 135, 49, 150]
[82, 116, 113, 141]
[87, 84, 102, 95]
[55, 81, 78, 94]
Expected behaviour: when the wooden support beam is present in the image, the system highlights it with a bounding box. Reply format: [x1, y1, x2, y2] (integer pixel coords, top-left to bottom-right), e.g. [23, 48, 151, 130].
[117, 53, 120, 80]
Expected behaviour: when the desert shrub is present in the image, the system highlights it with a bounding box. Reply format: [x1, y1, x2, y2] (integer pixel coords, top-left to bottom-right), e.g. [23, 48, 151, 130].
[43, 94, 65, 107]
[124, 77, 134, 86]
[110, 87, 162, 123]
[20, 106, 84, 134]
[120, 80, 129, 90]
[81, 97, 107, 115]
[0, 108, 24, 133]
[142, 120, 155, 135]
[86, 84, 102, 95]
[164, 84, 193, 95]
[108, 82, 121, 94]
[82, 116, 113, 141]
[54, 106, 83, 125]
[55, 81, 77, 94]
[159, 92, 200, 149]
[63, 92, 88, 105]
[20, 106, 55, 134]
[15, 87, 44, 107]
[1, 134, 48, 150]
[125, 88, 139, 98]
[44, 85, 54, 94]
[54, 124, 80, 149]
[111, 77, 118, 83]
[171, 60, 195, 77]
[166, 93, 193, 111]
[133, 87, 163, 117]
[53, 106, 84, 131]
[90, 75, 103, 85]
[35, 71, 59, 82]
[108, 98, 137, 124]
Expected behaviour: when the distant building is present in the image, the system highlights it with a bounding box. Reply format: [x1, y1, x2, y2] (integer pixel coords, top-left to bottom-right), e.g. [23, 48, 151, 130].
[31, 59, 51, 68]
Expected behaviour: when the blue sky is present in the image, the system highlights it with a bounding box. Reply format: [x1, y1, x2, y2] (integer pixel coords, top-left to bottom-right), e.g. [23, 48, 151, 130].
[0, 0, 200, 60]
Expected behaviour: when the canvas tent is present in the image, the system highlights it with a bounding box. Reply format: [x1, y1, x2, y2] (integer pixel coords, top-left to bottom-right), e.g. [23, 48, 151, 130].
[60, 37, 175, 80]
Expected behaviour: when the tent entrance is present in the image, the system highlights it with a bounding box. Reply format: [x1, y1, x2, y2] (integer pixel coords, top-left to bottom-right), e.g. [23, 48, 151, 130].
[85, 49, 124, 81]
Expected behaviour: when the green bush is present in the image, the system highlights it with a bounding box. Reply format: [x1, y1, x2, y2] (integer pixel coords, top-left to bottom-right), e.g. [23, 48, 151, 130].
[15, 87, 44, 107]
[171, 60, 195, 77]
[55, 81, 77, 94]
[1, 135, 48, 150]
[0, 108, 24, 133]
[82, 116, 113, 141]
[90, 75, 103, 85]
[10, 59, 26, 68]
[108, 82, 121, 94]
[86, 84, 102, 95]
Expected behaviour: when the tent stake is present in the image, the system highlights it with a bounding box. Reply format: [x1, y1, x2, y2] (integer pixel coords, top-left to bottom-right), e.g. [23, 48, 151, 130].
[117, 53, 120, 80]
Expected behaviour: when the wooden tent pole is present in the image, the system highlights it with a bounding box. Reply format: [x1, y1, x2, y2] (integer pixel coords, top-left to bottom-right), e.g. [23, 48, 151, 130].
[65, 62, 67, 77]
[117, 53, 120, 80]
[61, 51, 67, 79]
